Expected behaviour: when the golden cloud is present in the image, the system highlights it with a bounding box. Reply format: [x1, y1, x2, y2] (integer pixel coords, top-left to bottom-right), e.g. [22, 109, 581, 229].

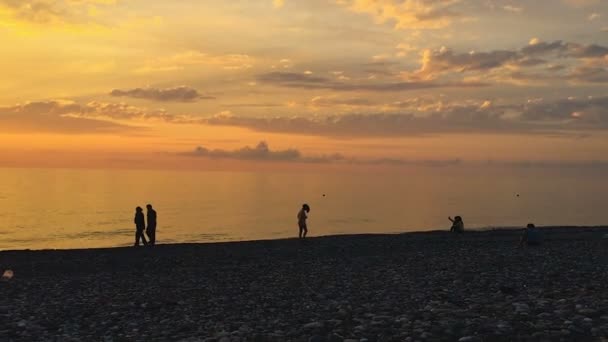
[336, 0, 462, 30]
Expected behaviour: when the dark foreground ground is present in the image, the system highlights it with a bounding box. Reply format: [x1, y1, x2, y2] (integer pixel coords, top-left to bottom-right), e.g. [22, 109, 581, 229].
[1, 227, 607, 342]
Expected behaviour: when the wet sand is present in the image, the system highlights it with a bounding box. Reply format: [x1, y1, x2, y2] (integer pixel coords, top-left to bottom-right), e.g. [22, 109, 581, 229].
[1, 227, 607, 341]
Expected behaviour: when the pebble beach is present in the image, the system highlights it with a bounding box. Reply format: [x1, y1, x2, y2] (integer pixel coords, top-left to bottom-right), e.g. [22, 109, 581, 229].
[1, 227, 607, 341]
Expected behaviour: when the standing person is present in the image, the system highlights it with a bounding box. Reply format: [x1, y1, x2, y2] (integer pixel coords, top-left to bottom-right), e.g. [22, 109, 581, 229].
[448, 216, 464, 233]
[146, 204, 157, 246]
[134, 207, 147, 246]
[298, 204, 310, 239]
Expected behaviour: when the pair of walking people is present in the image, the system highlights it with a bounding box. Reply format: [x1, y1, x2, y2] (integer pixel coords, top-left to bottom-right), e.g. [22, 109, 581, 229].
[134, 204, 157, 246]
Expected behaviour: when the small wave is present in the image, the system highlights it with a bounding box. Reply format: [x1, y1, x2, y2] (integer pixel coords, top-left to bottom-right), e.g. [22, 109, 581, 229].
[328, 217, 376, 224]
[57, 228, 133, 240]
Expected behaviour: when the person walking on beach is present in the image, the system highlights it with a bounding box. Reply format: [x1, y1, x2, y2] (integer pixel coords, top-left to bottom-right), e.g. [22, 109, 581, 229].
[449, 216, 464, 233]
[519, 223, 542, 247]
[146, 204, 157, 246]
[298, 204, 310, 239]
[134, 207, 147, 246]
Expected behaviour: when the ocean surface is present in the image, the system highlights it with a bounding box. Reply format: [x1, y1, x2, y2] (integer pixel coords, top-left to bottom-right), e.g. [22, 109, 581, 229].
[0, 166, 606, 250]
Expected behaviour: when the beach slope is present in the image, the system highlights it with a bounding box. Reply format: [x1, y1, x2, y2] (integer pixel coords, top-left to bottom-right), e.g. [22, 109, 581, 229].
[1, 227, 607, 341]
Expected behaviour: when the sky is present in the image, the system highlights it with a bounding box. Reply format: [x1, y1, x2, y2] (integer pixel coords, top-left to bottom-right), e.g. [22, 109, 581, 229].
[0, 0, 607, 170]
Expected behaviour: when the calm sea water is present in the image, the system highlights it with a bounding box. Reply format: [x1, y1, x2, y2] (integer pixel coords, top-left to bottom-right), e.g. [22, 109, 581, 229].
[0, 166, 606, 250]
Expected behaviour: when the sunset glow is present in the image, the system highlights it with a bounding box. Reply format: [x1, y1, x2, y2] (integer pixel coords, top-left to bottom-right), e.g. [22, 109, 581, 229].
[1, 0, 607, 169]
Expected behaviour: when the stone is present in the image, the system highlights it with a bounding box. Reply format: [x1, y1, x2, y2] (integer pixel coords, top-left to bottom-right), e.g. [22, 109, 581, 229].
[309, 335, 325, 342]
[303, 322, 323, 329]
[458, 336, 480, 342]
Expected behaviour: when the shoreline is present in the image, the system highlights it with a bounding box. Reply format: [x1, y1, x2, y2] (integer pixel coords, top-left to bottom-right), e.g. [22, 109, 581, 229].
[1, 225, 607, 253]
[1, 226, 607, 341]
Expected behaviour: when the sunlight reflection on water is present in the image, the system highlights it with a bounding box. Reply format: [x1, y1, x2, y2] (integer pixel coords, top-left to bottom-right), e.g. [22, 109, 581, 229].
[0, 166, 606, 250]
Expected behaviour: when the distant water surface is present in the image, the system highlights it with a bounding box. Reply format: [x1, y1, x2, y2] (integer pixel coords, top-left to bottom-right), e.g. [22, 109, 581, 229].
[0, 166, 606, 250]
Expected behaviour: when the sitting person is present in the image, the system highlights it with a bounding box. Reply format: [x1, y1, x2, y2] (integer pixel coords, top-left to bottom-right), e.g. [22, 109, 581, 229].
[519, 223, 542, 247]
[448, 216, 464, 233]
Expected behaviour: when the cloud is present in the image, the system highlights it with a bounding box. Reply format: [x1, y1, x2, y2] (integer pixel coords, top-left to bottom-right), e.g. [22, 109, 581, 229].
[521, 39, 568, 56]
[185, 141, 345, 163]
[409, 47, 519, 80]
[0, 100, 137, 134]
[336, 0, 463, 30]
[183, 140, 467, 166]
[109, 86, 214, 102]
[256, 40, 607, 91]
[0, 0, 118, 25]
[562, 0, 600, 7]
[135, 51, 253, 73]
[310, 96, 377, 107]
[568, 60, 608, 83]
[6, 94, 608, 138]
[256, 71, 488, 91]
[222, 103, 284, 108]
[181, 141, 608, 168]
[202, 95, 608, 137]
[520, 96, 608, 125]
[405, 40, 608, 83]
[502, 5, 523, 13]
[522, 40, 608, 59]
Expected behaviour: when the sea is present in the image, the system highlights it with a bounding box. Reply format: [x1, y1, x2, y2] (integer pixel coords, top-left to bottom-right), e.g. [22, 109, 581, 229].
[0, 165, 606, 250]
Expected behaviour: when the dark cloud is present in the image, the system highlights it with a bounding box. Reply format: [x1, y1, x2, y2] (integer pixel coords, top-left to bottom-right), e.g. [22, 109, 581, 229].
[257, 72, 330, 85]
[183, 140, 465, 166]
[203, 96, 608, 137]
[109, 86, 214, 102]
[509, 58, 608, 84]
[222, 103, 283, 108]
[410, 40, 608, 82]
[519, 40, 608, 59]
[185, 141, 344, 163]
[182, 141, 608, 169]
[515, 58, 548, 67]
[256, 72, 488, 91]
[521, 96, 608, 126]
[567, 43, 608, 58]
[520, 40, 569, 56]
[310, 96, 377, 107]
[204, 110, 520, 137]
[0, 100, 138, 134]
[181, 142, 608, 168]
[5, 94, 608, 138]
[569, 65, 608, 83]
[257, 43, 606, 91]
[423, 48, 519, 73]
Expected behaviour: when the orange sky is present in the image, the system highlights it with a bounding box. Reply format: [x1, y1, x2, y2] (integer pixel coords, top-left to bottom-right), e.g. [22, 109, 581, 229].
[1, 0, 607, 169]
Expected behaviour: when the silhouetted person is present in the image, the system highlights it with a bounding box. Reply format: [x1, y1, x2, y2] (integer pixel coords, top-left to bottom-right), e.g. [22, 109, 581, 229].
[146, 204, 157, 246]
[134, 207, 147, 246]
[449, 216, 464, 233]
[519, 223, 542, 247]
[298, 204, 310, 239]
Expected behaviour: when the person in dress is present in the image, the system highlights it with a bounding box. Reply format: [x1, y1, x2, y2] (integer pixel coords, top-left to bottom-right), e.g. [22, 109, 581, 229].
[298, 204, 310, 239]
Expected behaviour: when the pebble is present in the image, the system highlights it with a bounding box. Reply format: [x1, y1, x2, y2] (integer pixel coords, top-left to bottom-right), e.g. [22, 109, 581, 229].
[0, 228, 606, 340]
[303, 322, 323, 329]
